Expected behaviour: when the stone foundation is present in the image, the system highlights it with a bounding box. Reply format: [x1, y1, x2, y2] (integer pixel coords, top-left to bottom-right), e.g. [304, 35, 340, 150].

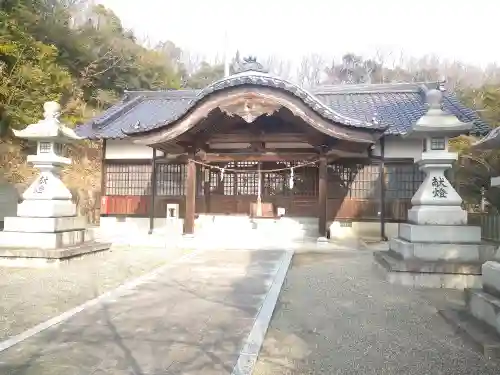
[0, 241, 110, 268]
[467, 261, 500, 335]
[398, 223, 481, 244]
[373, 221, 496, 289]
[440, 260, 500, 357]
[373, 251, 484, 289]
[390, 237, 496, 262]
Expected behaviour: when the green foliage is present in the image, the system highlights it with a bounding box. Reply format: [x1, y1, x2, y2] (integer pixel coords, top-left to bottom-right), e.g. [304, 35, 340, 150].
[459, 85, 500, 128]
[0, 0, 183, 130]
[185, 62, 224, 89]
[451, 85, 500, 208]
[0, 8, 72, 133]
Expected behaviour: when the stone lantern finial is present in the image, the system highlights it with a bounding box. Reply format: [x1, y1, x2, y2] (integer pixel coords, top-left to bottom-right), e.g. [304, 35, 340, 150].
[43, 101, 61, 120]
[426, 88, 443, 110]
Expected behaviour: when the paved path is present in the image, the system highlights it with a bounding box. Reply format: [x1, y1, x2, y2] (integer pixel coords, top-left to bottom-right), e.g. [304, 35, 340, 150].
[253, 251, 500, 375]
[0, 246, 191, 341]
[0, 249, 289, 375]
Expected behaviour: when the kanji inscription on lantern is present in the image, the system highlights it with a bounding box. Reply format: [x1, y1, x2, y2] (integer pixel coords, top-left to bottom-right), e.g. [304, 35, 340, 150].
[34, 176, 49, 194]
[431, 176, 448, 198]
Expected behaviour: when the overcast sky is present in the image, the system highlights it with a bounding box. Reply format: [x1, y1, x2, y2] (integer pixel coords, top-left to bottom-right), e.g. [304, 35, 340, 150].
[98, 0, 499, 67]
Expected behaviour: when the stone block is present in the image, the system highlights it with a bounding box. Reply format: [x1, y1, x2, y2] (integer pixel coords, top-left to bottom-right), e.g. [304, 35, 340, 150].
[17, 199, 76, 217]
[0, 229, 86, 249]
[374, 250, 482, 274]
[491, 176, 500, 188]
[389, 237, 497, 262]
[467, 290, 500, 336]
[3, 216, 86, 233]
[482, 261, 500, 297]
[407, 205, 467, 225]
[399, 223, 481, 244]
[439, 308, 500, 360]
[0, 241, 110, 259]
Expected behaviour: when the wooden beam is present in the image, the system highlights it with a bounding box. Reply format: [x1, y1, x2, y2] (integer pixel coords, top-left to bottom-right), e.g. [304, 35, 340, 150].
[206, 147, 318, 155]
[183, 150, 196, 235]
[277, 109, 329, 147]
[318, 155, 328, 237]
[155, 154, 188, 164]
[203, 152, 319, 162]
[207, 132, 310, 144]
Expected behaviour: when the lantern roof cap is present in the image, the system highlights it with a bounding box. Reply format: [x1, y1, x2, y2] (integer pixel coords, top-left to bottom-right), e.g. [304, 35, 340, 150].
[403, 88, 472, 138]
[12, 102, 82, 143]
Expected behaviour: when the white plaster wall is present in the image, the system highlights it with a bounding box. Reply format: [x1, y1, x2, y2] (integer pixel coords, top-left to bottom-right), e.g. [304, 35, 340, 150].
[104, 139, 164, 159]
[372, 136, 422, 160]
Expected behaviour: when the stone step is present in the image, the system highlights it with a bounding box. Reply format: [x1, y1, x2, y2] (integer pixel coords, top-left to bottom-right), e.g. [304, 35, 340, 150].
[390, 237, 497, 262]
[0, 240, 110, 260]
[482, 261, 500, 297]
[196, 215, 319, 226]
[0, 240, 111, 267]
[439, 307, 500, 360]
[3, 216, 87, 233]
[466, 289, 500, 337]
[399, 223, 481, 244]
[195, 221, 318, 235]
[0, 229, 93, 249]
[373, 250, 482, 289]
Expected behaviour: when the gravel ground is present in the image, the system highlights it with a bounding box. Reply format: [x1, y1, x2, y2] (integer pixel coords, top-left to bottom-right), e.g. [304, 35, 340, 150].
[253, 250, 500, 375]
[0, 246, 189, 341]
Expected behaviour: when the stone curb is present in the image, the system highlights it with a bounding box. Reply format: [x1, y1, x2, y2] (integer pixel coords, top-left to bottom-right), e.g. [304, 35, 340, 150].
[232, 249, 294, 375]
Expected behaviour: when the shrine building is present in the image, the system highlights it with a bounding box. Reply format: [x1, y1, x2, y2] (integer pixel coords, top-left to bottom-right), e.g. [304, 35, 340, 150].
[75, 59, 488, 240]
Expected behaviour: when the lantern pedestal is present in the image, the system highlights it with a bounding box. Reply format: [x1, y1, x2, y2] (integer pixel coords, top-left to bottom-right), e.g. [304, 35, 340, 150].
[0, 102, 110, 267]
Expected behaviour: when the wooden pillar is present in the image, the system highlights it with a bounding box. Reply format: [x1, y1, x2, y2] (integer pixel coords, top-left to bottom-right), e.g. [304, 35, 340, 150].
[379, 138, 387, 241]
[203, 165, 211, 213]
[318, 155, 328, 237]
[183, 151, 196, 235]
[99, 140, 107, 222]
[256, 161, 263, 217]
[148, 147, 157, 235]
[100, 139, 107, 196]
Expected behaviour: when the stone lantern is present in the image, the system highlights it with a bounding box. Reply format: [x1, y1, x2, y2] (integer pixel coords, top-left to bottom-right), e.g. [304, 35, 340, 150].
[0, 102, 109, 264]
[406, 88, 471, 226]
[374, 88, 497, 289]
[13, 101, 81, 217]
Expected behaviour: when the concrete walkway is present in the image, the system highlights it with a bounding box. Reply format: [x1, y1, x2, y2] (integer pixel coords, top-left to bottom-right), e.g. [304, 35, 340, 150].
[0, 249, 290, 375]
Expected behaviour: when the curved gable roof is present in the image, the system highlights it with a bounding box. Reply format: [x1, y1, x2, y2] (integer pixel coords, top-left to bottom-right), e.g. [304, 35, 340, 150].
[122, 71, 384, 137]
[75, 79, 489, 140]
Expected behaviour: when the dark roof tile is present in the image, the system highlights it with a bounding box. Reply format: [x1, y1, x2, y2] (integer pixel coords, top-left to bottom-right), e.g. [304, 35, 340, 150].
[75, 80, 490, 140]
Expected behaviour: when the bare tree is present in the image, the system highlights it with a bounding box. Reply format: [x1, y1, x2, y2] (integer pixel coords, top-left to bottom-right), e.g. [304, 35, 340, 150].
[296, 54, 326, 87]
[180, 51, 204, 76]
[264, 55, 293, 80]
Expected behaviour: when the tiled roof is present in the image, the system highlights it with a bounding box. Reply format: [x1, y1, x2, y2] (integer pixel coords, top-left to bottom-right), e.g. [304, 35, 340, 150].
[75, 77, 489, 140]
